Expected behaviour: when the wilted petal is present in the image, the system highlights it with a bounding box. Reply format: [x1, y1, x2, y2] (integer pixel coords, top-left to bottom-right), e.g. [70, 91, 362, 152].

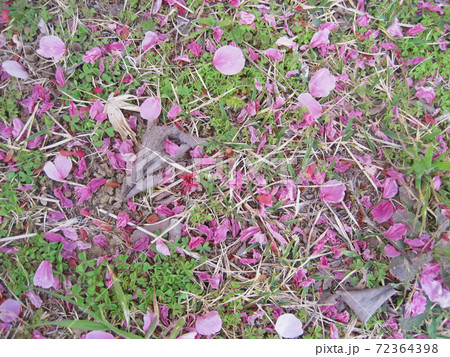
[0, 299, 20, 323]
[33, 261, 54, 289]
[309, 68, 336, 97]
[165, 139, 180, 157]
[55, 67, 65, 87]
[371, 201, 394, 223]
[116, 212, 130, 228]
[26, 290, 43, 308]
[168, 104, 181, 120]
[404, 291, 427, 318]
[320, 180, 346, 203]
[275, 313, 303, 339]
[85, 331, 114, 339]
[142, 31, 159, 51]
[384, 244, 400, 258]
[329, 323, 339, 339]
[213, 45, 245, 75]
[298, 93, 322, 119]
[143, 310, 158, 332]
[387, 18, 403, 39]
[432, 175, 441, 191]
[415, 86, 435, 103]
[36, 35, 66, 61]
[264, 48, 283, 62]
[384, 224, 407, 241]
[140, 97, 162, 121]
[195, 311, 222, 335]
[155, 239, 171, 256]
[382, 178, 398, 199]
[355, 13, 370, 26]
[421, 263, 450, 308]
[212, 26, 223, 42]
[2, 60, 29, 79]
[405, 24, 427, 36]
[310, 29, 330, 48]
[93, 234, 109, 247]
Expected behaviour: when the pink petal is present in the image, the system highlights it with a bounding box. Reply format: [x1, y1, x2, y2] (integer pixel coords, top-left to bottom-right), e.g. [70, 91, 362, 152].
[116, 212, 130, 228]
[36, 35, 66, 61]
[131, 236, 149, 252]
[93, 234, 109, 247]
[43, 162, 60, 181]
[26, 290, 43, 308]
[164, 139, 180, 157]
[297, 93, 322, 119]
[0, 299, 20, 323]
[275, 36, 296, 49]
[2, 60, 29, 79]
[264, 48, 284, 62]
[355, 13, 370, 26]
[212, 26, 223, 42]
[155, 239, 171, 256]
[309, 68, 336, 97]
[168, 104, 181, 120]
[384, 244, 400, 258]
[143, 310, 158, 332]
[371, 201, 394, 223]
[85, 331, 114, 339]
[384, 224, 407, 241]
[207, 274, 223, 289]
[213, 45, 245, 75]
[177, 331, 197, 339]
[54, 155, 72, 179]
[33, 261, 54, 289]
[432, 175, 441, 191]
[275, 313, 303, 339]
[195, 311, 222, 335]
[404, 292, 427, 318]
[310, 29, 330, 48]
[387, 18, 403, 39]
[382, 178, 398, 199]
[320, 179, 346, 203]
[140, 97, 162, 121]
[405, 24, 427, 36]
[142, 31, 159, 51]
[415, 86, 435, 104]
[421, 263, 450, 308]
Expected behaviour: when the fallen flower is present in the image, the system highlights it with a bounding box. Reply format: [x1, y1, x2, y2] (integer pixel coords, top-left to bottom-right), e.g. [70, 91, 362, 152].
[43, 155, 72, 181]
[167, 104, 181, 120]
[310, 28, 330, 48]
[165, 139, 180, 157]
[85, 331, 114, 339]
[2, 60, 29, 79]
[371, 201, 394, 223]
[33, 261, 54, 289]
[298, 93, 322, 119]
[116, 212, 130, 228]
[264, 48, 284, 62]
[55, 67, 65, 87]
[213, 45, 245, 75]
[387, 18, 403, 39]
[275, 313, 303, 339]
[36, 35, 66, 61]
[384, 224, 407, 241]
[195, 311, 222, 336]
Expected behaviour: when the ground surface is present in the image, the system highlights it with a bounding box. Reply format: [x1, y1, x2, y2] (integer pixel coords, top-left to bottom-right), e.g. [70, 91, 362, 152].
[0, 0, 449, 339]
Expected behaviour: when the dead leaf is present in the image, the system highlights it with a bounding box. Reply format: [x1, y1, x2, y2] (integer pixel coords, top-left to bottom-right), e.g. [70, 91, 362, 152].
[338, 285, 396, 325]
[122, 124, 206, 198]
[104, 93, 140, 142]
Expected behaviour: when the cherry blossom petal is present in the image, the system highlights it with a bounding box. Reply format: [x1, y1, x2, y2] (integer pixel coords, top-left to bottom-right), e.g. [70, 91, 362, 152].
[298, 93, 322, 119]
[405, 24, 427, 36]
[309, 68, 336, 97]
[432, 175, 441, 191]
[275, 313, 304, 339]
[415, 86, 435, 103]
[26, 290, 43, 309]
[195, 311, 222, 335]
[320, 180, 346, 203]
[2, 60, 29, 79]
[143, 310, 158, 332]
[165, 139, 180, 157]
[384, 244, 400, 258]
[0, 299, 20, 323]
[85, 331, 114, 339]
[275, 36, 296, 49]
[155, 239, 171, 256]
[421, 263, 450, 309]
[168, 104, 181, 120]
[384, 224, 407, 241]
[310, 29, 330, 48]
[404, 292, 427, 318]
[371, 201, 394, 223]
[55, 67, 65, 87]
[213, 45, 245, 75]
[33, 261, 54, 289]
[382, 178, 398, 199]
[387, 18, 403, 39]
[140, 97, 162, 121]
[264, 48, 284, 62]
[116, 212, 130, 228]
[43, 155, 72, 181]
[36, 36, 66, 61]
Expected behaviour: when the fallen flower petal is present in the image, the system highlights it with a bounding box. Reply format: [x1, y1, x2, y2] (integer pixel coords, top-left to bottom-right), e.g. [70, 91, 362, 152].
[320, 179, 346, 203]
[213, 45, 245, 75]
[116, 212, 130, 228]
[26, 290, 43, 309]
[415, 86, 435, 104]
[195, 311, 222, 335]
[298, 93, 322, 119]
[371, 201, 394, 223]
[384, 224, 407, 241]
[33, 261, 54, 289]
[382, 178, 398, 199]
[85, 331, 114, 339]
[309, 68, 336, 97]
[165, 139, 180, 157]
[387, 18, 403, 39]
[264, 48, 284, 62]
[36, 35, 66, 61]
[2, 60, 29, 79]
[275, 313, 303, 339]
[43, 155, 72, 181]
[404, 291, 427, 318]
[0, 299, 20, 323]
[155, 239, 171, 256]
[140, 97, 162, 121]
[167, 104, 181, 120]
[310, 29, 330, 48]
[384, 244, 400, 258]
